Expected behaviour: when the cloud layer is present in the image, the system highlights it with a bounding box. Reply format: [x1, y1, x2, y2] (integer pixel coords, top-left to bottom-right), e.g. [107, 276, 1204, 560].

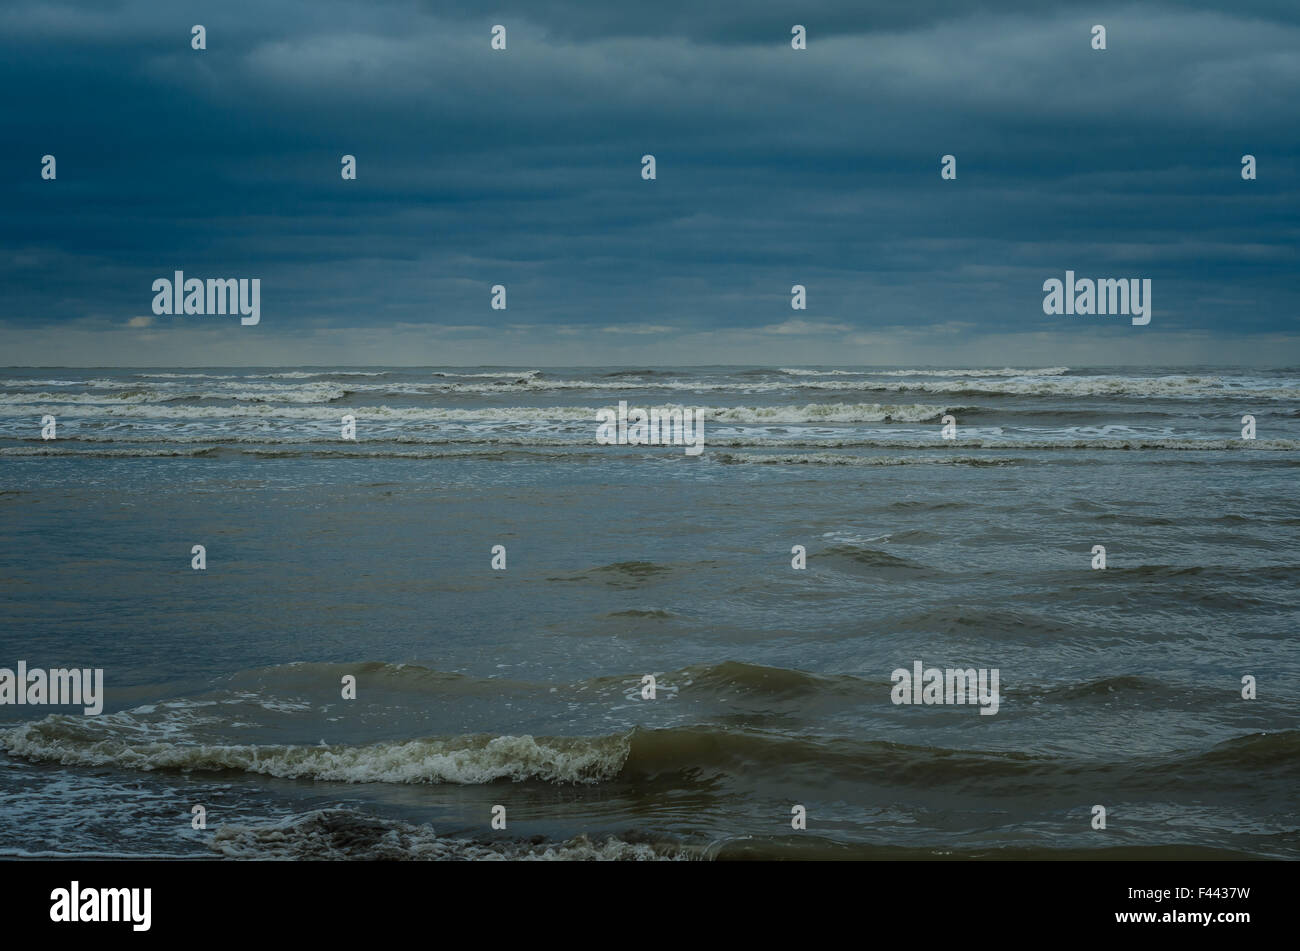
[2, 1, 1297, 364]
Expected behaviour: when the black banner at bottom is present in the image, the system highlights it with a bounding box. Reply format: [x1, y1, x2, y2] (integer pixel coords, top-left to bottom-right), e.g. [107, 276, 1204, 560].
[4, 859, 1285, 939]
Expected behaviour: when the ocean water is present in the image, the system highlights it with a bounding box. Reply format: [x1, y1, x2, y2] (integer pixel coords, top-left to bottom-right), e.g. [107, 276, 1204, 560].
[0, 365, 1296, 860]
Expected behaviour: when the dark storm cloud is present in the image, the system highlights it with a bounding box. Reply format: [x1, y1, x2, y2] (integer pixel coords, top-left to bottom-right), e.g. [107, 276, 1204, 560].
[0, 0, 1296, 363]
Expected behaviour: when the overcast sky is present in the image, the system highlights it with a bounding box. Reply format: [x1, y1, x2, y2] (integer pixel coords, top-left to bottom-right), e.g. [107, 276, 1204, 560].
[2, 0, 1297, 366]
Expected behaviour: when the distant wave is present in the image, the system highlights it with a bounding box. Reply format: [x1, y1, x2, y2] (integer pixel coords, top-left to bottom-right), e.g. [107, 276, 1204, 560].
[0, 401, 958, 423]
[6, 437, 1298, 458]
[261, 371, 387, 379]
[129, 372, 240, 380]
[712, 438, 1300, 454]
[1, 446, 224, 457]
[5, 371, 1295, 399]
[714, 452, 1019, 466]
[0, 382, 353, 405]
[779, 367, 1071, 378]
[430, 370, 542, 379]
[132, 371, 387, 380]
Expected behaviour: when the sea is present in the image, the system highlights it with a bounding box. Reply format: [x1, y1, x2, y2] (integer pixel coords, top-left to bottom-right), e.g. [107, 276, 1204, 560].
[0, 365, 1296, 859]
